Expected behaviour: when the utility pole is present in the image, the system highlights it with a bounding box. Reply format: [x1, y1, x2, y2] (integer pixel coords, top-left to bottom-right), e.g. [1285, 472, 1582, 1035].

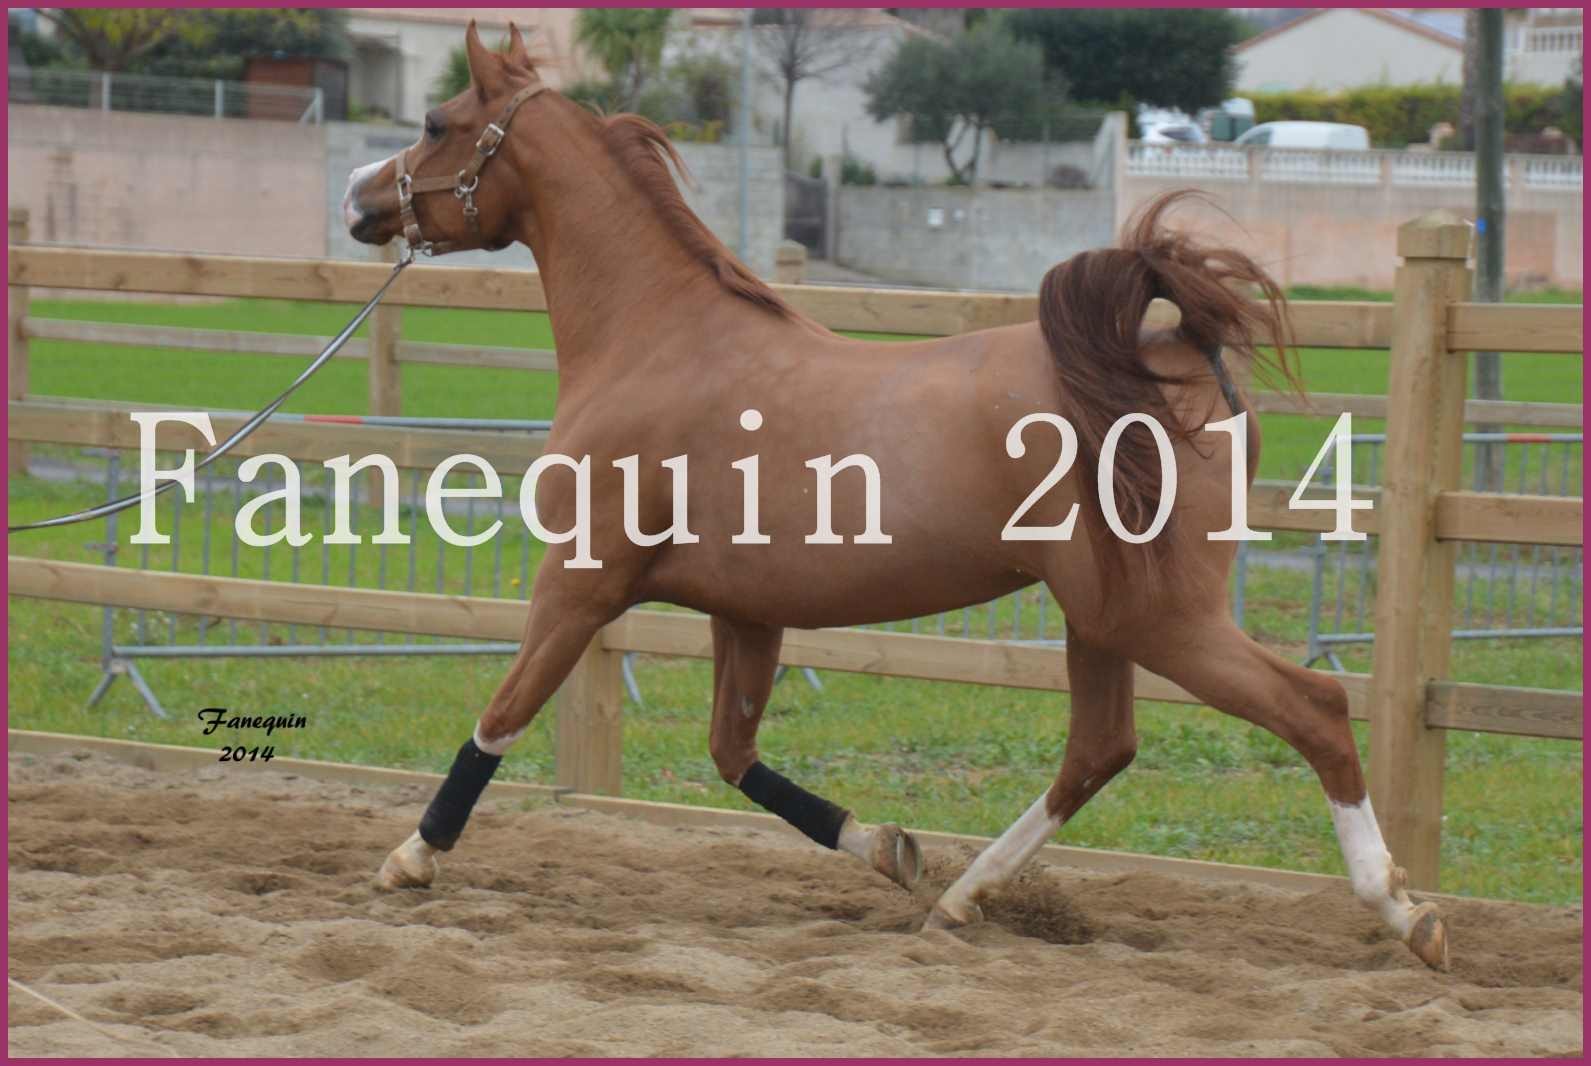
[1474, 8, 1505, 490]
[737, 7, 752, 261]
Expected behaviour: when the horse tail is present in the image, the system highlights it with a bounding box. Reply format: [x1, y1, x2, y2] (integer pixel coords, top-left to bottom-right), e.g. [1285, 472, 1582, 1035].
[1036, 189, 1300, 590]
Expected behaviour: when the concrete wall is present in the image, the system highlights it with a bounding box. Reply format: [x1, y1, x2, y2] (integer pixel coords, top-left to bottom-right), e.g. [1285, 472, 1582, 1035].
[1120, 173, 1582, 291]
[834, 184, 1116, 292]
[9, 104, 785, 278]
[7, 105, 327, 257]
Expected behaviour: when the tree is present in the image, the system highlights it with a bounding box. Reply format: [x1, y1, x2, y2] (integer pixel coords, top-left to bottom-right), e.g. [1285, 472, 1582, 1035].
[752, 9, 876, 170]
[140, 9, 348, 80]
[865, 19, 1049, 185]
[574, 8, 673, 111]
[35, 8, 348, 80]
[1561, 56, 1583, 145]
[35, 8, 210, 72]
[1004, 9, 1244, 112]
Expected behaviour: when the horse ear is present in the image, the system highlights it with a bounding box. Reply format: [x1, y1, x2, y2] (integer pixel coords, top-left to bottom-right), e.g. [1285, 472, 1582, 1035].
[463, 20, 507, 99]
[506, 22, 535, 73]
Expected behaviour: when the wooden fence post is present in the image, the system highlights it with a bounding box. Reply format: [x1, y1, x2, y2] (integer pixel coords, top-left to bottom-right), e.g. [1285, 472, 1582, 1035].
[369, 242, 401, 416]
[1367, 211, 1472, 891]
[366, 242, 402, 504]
[774, 239, 806, 284]
[555, 636, 624, 795]
[9, 207, 30, 477]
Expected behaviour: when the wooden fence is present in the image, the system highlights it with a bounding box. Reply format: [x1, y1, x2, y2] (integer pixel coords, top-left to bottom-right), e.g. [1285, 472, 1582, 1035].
[6, 207, 1584, 889]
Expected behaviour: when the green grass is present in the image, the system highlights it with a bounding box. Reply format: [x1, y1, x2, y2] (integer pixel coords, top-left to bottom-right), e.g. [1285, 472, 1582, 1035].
[7, 292, 1582, 904]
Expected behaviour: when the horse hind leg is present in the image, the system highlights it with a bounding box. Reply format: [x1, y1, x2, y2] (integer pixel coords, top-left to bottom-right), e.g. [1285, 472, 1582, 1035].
[926, 625, 1135, 928]
[707, 616, 923, 891]
[1135, 617, 1449, 971]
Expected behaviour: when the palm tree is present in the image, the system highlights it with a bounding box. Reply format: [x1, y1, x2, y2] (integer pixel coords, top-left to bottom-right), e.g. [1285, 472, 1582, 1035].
[575, 8, 672, 110]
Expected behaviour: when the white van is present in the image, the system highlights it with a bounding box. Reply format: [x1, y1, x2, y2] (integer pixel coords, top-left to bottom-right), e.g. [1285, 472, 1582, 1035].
[1234, 121, 1371, 150]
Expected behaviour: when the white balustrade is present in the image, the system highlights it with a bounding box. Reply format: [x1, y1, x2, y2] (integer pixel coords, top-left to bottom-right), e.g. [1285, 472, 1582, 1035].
[1126, 142, 1581, 193]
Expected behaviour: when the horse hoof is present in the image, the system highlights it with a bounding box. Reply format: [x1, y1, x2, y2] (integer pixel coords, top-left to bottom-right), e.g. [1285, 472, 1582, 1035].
[1406, 902, 1449, 971]
[922, 900, 982, 932]
[375, 833, 438, 890]
[870, 824, 924, 890]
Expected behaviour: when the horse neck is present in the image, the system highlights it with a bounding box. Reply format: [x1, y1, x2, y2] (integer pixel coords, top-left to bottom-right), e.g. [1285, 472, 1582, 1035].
[505, 110, 757, 374]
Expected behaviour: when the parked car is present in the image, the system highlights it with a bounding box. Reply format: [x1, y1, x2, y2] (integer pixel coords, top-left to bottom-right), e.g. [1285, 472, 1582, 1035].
[1140, 121, 1208, 145]
[1234, 121, 1371, 150]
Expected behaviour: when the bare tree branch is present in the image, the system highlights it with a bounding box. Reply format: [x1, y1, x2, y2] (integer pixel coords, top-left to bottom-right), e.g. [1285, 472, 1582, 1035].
[752, 9, 879, 169]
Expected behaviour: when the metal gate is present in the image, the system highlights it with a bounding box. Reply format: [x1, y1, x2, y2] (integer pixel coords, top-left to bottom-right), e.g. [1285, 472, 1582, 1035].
[783, 171, 828, 258]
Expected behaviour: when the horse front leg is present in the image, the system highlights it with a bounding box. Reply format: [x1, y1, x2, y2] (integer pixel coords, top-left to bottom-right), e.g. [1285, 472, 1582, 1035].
[377, 569, 628, 890]
[707, 616, 923, 891]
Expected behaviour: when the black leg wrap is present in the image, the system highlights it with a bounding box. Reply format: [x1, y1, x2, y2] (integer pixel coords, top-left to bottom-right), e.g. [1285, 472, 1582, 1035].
[737, 760, 850, 850]
[418, 738, 502, 851]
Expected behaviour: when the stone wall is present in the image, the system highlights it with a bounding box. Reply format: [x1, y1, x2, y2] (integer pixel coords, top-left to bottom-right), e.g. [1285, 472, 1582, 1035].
[7, 104, 326, 258]
[833, 184, 1117, 292]
[1119, 171, 1582, 291]
[8, 105, 786, 278]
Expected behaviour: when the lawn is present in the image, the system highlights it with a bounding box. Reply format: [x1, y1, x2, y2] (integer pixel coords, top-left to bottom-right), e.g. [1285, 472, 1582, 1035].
[6, 289, 1583, 904]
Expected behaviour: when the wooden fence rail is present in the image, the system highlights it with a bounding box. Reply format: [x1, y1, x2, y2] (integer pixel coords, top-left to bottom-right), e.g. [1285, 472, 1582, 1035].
[7, 555, 1581, 734]
[5, 220, 1584, 891]
[8, 245, 1581, 347]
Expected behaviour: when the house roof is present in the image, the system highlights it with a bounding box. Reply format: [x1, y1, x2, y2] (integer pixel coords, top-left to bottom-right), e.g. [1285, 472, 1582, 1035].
[348, 8, 549, 29]
[1234, 8, 1464, 54]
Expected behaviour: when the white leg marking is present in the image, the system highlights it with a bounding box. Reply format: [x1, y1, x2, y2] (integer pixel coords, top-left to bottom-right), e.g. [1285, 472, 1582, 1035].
[932, 792, 1059, 923]
[473, 721, 525, 756]
[836, 814, 924, 889]
[836, 815, 874, 863]
[1330, 797, 1417, 938]
[377, 829, 440, 889]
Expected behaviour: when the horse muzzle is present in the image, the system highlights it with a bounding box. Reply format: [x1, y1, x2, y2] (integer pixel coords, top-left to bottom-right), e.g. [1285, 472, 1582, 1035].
[343, 157, 398, 245]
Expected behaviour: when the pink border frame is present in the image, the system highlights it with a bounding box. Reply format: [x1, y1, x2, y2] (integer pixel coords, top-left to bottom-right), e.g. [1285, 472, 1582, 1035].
[3, 1, 1585, 1061]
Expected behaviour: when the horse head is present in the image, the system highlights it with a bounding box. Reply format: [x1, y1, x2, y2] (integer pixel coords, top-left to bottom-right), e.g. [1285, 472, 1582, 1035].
[343, 21, 543, 255]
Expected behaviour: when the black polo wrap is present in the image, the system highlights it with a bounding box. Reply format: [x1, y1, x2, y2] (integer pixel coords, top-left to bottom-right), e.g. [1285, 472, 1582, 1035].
[737, 761, 850, 850]
[418, 738, 502, 851]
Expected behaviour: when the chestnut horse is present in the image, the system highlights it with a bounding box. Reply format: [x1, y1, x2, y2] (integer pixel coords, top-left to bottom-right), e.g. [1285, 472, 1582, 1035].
[342, 23, 1446, 970]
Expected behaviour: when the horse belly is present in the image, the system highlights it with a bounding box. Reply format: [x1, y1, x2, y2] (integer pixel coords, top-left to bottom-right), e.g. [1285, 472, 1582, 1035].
[640, 522, 1041, 630]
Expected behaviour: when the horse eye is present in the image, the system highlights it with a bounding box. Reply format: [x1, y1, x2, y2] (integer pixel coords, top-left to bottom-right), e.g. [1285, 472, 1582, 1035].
[425, 116, 444, 140]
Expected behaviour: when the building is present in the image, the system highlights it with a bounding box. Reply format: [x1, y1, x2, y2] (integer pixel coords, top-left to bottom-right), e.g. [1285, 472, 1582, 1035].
[1504, 8, 1583, 86]
[346, 7, 595, 124]
[1234, 9, 1464, 92]
[1235, 7, 1583, 93]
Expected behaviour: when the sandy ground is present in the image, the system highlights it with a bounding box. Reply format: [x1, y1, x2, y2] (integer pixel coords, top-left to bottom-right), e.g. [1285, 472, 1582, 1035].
[7, 751, 1582, 1057]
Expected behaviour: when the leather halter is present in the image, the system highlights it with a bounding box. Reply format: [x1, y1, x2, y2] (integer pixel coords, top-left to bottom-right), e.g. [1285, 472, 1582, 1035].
[395, 81, 546, 256]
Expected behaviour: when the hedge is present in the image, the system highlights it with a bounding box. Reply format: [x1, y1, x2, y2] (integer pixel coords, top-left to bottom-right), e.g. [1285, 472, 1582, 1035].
[1247, 83, 1581, 149]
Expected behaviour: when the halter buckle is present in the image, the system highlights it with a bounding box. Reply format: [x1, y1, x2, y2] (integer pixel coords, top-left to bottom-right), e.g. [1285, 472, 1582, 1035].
[479, 122, 506, 155]
[455, 173, 480, 199]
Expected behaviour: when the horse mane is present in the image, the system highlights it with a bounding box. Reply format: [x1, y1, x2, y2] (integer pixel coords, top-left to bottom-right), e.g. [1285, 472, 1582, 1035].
[598, 114, 797, 320]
